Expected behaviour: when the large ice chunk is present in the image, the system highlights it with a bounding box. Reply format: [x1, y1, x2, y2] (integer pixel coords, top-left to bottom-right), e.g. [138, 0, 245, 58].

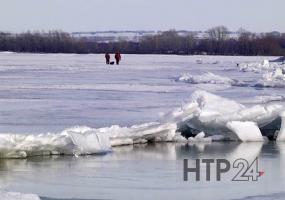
[277, 112, 285, 141]
[170, 91, 285, 141]
[238, 59, 278, 73]
[68, 130, 111, 155]
[0, 126, 112, 158]
[226, 121, 264, 142]
[255, 68, 285, 88]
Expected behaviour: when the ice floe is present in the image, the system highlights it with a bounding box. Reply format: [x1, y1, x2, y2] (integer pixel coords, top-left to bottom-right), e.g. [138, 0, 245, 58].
[176, 72, 244, 86]
[0, 90, 285, 158]
[0, 127, 112, 158]
[0, 123, 177, 158]
[166, 90, 285, 142]
[238, 59, 279, 73]
[238, 59, 285, 88]
[255, 68, 285, 88]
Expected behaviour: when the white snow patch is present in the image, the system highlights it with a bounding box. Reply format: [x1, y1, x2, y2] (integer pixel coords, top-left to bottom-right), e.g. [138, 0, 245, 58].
[254, 95, 284, 104]
[0, 191, 40, 200]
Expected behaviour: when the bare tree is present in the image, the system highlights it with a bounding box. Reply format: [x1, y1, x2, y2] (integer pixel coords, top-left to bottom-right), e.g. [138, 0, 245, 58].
[207, 26, 229, 41]
[0, 28, 284, 56]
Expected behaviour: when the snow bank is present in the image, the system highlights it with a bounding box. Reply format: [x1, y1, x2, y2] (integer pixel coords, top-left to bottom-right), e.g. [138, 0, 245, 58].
[177, 72, 244, 86]
[226, 121, 264, 142]
[0, 191, 40, 200]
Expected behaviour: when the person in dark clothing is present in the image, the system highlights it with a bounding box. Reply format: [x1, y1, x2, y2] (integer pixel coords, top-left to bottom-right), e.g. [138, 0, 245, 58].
[105, 53, 111, 64]
[115, 52, 121, 65]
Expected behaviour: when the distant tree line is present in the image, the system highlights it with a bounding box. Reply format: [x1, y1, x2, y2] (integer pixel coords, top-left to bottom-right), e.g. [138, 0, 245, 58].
[0, 26, 285, 56]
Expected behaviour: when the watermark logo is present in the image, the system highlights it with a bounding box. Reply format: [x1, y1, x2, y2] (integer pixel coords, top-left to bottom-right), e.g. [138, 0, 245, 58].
[183, 158, 264, 182]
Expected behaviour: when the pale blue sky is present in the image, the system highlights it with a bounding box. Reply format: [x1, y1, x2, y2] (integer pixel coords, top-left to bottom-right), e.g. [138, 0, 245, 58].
[0, 0, 284, 32]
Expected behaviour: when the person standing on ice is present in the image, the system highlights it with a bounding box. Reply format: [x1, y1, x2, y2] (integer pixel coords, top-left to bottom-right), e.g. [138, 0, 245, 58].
[115, 52, 121, 65]
[105, 53, 111, 64]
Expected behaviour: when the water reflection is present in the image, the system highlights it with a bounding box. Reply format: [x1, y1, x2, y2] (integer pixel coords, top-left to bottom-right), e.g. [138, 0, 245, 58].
[0, 142, 284, 200]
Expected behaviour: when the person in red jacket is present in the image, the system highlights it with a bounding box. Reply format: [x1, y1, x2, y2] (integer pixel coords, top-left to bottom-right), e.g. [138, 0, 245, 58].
[105, 53, 111, 64]
[115, 52, 121, 65]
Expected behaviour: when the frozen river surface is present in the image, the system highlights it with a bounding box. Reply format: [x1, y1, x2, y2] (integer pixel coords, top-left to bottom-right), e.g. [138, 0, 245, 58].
[0, 53, 285, 200]
[0, 53, 282, 134]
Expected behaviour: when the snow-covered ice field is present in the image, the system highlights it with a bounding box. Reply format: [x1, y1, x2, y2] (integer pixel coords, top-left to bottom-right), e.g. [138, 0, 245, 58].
[0, 53, 283, 134]
[1, 53, 285, 199]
